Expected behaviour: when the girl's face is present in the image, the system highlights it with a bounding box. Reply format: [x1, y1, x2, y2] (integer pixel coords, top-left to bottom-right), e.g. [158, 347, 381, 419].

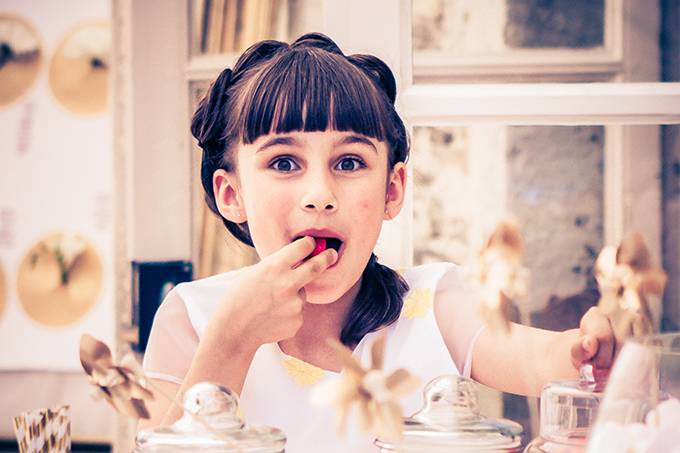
[214, 130, 406, 304]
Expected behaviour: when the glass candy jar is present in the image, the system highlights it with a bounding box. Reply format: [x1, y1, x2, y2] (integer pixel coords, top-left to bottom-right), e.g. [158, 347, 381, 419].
[375, 375, 523, 452]
[587, 333, 680, 452]
[525, 366, 605, 453]
[135, 382, 286, 452]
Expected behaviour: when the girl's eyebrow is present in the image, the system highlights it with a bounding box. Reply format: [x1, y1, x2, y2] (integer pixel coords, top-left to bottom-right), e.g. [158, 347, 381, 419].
[336, 135, 377, 153]
[257, 136, 302, 152]
[257, 134, 378, 153]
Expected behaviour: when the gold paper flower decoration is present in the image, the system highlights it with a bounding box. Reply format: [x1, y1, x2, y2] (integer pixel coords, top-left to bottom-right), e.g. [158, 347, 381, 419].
[595, 232, 667, 343]
[80, 335, 238, 446]
[79, 334, 154, 419]
[476, 221, 529, 333]
[310, 333, 420, 440]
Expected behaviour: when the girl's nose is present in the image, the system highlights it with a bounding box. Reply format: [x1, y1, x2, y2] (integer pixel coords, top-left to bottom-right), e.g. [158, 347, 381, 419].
[300, 175, 338, 213]
[304, 200, 336, 212]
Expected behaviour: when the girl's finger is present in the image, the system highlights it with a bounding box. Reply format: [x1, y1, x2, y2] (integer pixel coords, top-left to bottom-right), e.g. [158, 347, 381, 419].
[581, 308, 616, 368]
[291, 248, 338, 287]
[266, 236, 316, 269]
[571, 334, 597, 367]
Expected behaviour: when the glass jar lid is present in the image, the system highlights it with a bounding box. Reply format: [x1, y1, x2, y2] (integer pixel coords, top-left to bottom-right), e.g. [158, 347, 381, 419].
[375, 375, 522, 452]
[537, 364, 605, 446]
[135, 382, 286, 452]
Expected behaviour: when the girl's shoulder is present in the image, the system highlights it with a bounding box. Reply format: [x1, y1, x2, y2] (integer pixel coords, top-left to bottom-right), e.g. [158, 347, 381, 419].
[170, 267, 247, 337]
[396, 261, 473, 321]
[398, 261, 466, 293]
[174, 267, 245, 298]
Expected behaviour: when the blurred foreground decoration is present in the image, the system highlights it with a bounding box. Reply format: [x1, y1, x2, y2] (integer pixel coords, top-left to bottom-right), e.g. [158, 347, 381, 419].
[80, 334, 235, 444]
[595, 232, 667, 343]
[13, 405, 70, 453]
[80, 333, 154, 419]
[310, 333, 420, 440]
[476, 220, 529, 333]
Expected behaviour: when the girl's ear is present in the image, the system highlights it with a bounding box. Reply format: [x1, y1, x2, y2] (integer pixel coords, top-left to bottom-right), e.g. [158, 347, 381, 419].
[213, 169, 247, 223]
[384, 162, 407, 220]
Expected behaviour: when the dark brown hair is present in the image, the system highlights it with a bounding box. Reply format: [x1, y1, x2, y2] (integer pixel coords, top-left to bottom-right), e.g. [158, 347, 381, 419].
[191, 33, 409, 347]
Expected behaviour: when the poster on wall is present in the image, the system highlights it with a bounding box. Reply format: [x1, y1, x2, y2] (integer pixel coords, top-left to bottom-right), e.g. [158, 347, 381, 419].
[0, 0, 114, 371]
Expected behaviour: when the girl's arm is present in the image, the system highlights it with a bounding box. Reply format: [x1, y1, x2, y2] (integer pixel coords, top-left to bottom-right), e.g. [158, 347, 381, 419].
[137, 379, 180, 430]
[138, 237, 337, 429]
[471, 307, 615, 396]
[471, 323, 575, 396]
[139, 327, 259, 429]
[434, 270, 616, 397]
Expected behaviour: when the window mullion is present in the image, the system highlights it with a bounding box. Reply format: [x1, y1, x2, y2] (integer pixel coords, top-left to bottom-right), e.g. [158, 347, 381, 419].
[399, 83, 680, 125]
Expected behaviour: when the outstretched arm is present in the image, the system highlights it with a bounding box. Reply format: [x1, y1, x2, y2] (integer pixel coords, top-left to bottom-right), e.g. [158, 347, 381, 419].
[470, 307, 616, 396]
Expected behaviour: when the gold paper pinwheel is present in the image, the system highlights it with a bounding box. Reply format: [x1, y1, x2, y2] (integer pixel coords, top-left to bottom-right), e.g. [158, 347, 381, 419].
[595, 232, 667, 343]
[310, 333, 420, 440]
[80, 334, 154, 419]
[476, 221, 529, 333]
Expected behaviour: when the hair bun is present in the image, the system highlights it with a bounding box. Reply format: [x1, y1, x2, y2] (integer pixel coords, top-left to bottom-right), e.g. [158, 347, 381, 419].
[233, 40, 288, 74]
[291, 32, 344, 55]
[191, 67, 232, 148]
[347, 54, 397, 103]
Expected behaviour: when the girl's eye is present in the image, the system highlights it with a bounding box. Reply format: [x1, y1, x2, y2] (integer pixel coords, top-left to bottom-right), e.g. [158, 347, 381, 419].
[336, 157, 365, 172]
[270, 157, 298, 172]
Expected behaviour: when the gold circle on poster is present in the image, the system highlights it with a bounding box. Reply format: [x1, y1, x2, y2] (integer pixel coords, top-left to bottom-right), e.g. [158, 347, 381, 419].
[0, 263, 6, 319]
[17, 232, 103, 327]
[49, 21, 110, 115]
[0, 14, 43, 108]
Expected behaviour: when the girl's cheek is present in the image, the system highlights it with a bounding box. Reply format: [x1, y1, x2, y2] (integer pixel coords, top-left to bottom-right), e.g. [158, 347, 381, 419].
[356, 197, 382, 218]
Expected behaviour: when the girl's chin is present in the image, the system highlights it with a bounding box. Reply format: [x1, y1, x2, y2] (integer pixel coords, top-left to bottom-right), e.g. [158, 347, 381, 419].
[302, 275, 357, 305]
[303, 285, 343, 304]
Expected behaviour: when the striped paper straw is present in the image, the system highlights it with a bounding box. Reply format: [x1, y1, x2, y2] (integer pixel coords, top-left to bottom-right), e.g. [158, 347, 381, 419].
[12, 406, 71, 453]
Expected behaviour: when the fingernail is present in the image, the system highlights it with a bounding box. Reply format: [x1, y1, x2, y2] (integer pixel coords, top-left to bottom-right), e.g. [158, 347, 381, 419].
[583, 337, 592, 350]
[325, 248, 336, 261]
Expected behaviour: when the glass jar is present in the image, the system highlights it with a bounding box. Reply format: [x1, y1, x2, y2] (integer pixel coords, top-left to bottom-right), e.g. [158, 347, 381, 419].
[524, 365, 605, 453]
[375, 375, 523, 452]
[587, 333, 680, 452]
[135, 382, 286, 452]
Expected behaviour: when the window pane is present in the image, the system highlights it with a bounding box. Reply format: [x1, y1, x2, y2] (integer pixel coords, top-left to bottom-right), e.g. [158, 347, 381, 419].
[413, 0, 604, 56]
[504, 0, 604, 49]
[413, 125, 604, 318]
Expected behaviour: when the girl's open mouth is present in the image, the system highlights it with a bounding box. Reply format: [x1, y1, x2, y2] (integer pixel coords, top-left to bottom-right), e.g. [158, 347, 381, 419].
[295, 236, 343, 259]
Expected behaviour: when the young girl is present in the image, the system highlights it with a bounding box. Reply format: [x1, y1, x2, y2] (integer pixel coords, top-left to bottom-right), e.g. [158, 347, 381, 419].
[141, 33, 616, 451]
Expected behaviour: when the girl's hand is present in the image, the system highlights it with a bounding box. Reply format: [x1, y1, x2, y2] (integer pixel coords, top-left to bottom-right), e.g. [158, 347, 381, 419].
[570, 306, 617, 374]
[205, 236, 338, 350]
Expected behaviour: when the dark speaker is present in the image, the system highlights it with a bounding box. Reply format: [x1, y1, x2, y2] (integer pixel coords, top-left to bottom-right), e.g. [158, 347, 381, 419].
[131, 260, 193, 352]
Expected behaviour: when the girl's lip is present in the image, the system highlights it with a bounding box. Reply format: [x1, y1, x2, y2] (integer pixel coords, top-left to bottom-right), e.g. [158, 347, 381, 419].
[291, 229, 345, 268]
[293, 228, 345, 242]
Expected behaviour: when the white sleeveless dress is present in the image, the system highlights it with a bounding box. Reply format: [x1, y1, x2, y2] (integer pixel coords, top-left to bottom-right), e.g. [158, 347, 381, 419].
[143, 262, 484, 453]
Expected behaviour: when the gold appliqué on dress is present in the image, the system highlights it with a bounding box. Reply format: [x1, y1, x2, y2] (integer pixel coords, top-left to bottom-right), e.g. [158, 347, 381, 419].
[402, 287, 433, 319]
[282, 355, 326, 386]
